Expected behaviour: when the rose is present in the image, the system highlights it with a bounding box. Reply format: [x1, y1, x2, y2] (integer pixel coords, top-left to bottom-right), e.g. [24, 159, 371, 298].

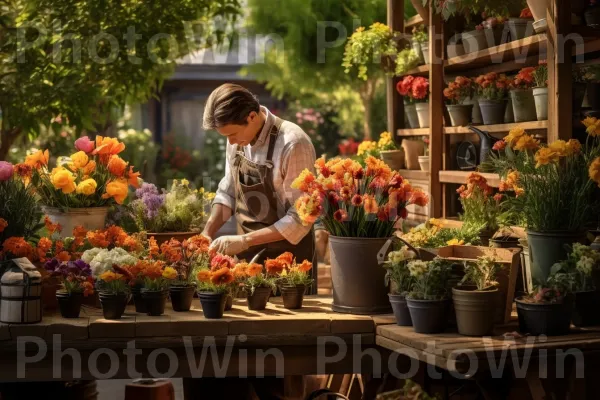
[102, 179, 129, 204]
[70, 151, 89, 169]
[75, 136, 95, 154]
[107, 155, 127, 177]
[50, 167, 76, 194]
[76, 178, 98, 196]
[0, 161, 14, 181]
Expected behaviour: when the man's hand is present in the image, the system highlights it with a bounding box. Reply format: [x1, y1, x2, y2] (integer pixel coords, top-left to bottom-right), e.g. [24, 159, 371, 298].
[209, 235, 249, 256]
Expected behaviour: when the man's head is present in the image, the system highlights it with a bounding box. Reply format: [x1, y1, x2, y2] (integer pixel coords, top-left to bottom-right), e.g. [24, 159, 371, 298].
[203, 83, 263, 146]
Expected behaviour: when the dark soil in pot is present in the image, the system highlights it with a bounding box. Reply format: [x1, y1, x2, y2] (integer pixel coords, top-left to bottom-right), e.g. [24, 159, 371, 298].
[281, 285, 306, 309]
[98, 292, 128, 320]
[407, 298, 450, 334]
[56, 292, 83, 318]
[198, 291, 227, 319]
[170, 285, 195, 312]
[515, 296, 573, 336]
[452, 286, 499, 336]
[572, 290, 600, 327]
[389, 294, 412, 326]
[489, 236, 521, 249]
[247, 286, 272, 311]
[141, 289, 169, 316]
[131, 285, 147, 313]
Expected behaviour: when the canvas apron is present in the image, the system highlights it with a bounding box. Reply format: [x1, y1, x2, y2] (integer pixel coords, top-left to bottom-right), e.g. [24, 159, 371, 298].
[232, 116, 317, 294]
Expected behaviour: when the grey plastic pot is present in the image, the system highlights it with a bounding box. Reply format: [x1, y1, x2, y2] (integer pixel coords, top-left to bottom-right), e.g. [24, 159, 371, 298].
[329, 236, 393, 315]
[452, 287, 499, 336]
[510, 89, 537, 122]
[508, 18, 534, 40]
[527, 230, 585, 285]
[504, 97, 515, 123]
[478, 99, 506, 125]
[533, 87, 548, 121]
[446, 104, 473, 127]
[406, 298, 450, 333]
[404, 103, 420, 129]
[516, 296, 572, 336]
[388, 294, 412, 326]
[411, 40, 424, 64]
[462, 29, 487, 54]
[464, 95, 483, 124]
[415, 102, 429, 128]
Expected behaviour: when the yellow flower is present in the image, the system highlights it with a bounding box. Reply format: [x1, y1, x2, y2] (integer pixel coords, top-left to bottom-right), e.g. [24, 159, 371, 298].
[102, 179, 129, 204]
[291, 169, 316, 192]
[76, 178, 97, 196]
[50, 167, 76, 194]
[70, 151, 89, 169]
[566, 139, 582, 155]
[534, 147, 560, 168]
[547, 140, 568, 157]
[589, 157, 600, 185]
[162, 266, 177, 280]
[357, 140, 377, 156]
[504, 127, 525, 146]
[181, 179, 189, 187]
[82, 160, 96, 175]
[25, 149, 49, 169]
[377, 131, 393, 149]
[583, 117, 600, 136]
[447, 238, 464, 246]
[513, 134, 540, 151]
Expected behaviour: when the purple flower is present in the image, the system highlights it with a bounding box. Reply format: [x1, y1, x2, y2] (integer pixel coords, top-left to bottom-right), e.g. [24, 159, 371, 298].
[67, 259, 91, 277]
[44, 258, 61, 273]
[135, 182, 159, 199]
[0, 161, 14, 181]
[143, 193, 165, 219]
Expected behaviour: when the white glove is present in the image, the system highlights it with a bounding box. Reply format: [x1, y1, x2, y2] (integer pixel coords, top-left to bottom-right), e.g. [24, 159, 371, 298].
[209, 235, 250, 256]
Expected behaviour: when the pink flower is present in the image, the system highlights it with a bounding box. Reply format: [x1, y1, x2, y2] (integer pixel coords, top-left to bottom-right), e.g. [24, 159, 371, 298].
[74, 136, 95, 154]
[0, 161, 14, 181]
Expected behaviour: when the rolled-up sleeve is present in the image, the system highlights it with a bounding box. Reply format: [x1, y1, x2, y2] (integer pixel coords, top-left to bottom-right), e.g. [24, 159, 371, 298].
[273, 139, 316, 245]
[212, 144, 236, 210]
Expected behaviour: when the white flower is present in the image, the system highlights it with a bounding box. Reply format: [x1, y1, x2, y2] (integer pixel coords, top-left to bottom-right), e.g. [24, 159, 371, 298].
[143, 129, 151, 136]
[577, 256, 595, 275]
[388, 246, 417, 263]
[81, 248, 102, 264]
[86, 247, 137, 277]
[408, 260, 428, 277]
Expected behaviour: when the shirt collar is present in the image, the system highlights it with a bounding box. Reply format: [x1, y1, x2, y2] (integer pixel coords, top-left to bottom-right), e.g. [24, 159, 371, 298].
[251, 106, 273, 147]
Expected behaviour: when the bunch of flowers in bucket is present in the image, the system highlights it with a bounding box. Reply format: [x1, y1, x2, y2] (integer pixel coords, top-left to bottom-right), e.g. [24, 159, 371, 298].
[268, 252, 314, 309]
[292, 156, 428, 238]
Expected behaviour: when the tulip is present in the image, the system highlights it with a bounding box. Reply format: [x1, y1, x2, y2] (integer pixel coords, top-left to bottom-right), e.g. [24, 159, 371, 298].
[0, 161, 14, 181]
[75, 136, 95, 154]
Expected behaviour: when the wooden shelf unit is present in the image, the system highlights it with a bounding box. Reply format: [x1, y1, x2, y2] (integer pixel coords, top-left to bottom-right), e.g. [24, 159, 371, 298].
[397, 127, 429, 136]
[439, 171, 501, 187]
[397, 64, 429, 78]
[396, 169, 429, 181]
[444, 120, 548, 135]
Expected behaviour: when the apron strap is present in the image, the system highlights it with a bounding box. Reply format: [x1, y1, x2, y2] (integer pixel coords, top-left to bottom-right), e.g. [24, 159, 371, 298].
[265, 116, 284, 166]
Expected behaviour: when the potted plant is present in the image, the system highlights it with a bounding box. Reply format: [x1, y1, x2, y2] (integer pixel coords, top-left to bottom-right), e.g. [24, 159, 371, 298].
[510, 66, 537, 122]
[412, 25, 429, 64]
[532, 61, 548, 121]
[138, 260, 176, 316]
[25, 136, 141, 237]
[452, 255, 502, 336]
[44, 258, 94, 318]
[396, 76, 421, 129]
[130, 180, 215, 245]
[446, 33, 465, 58]
[482, 15, 509, 46]
[382, 246, 418, 326]
[444, 76, 474, 127]
[405, 258, 452, 333]
[209, 253, 237, 310]
[527, 0, 550, 32]
[508, 8, 534, 40]
[475, 73, 510, 125]
[167, 235, 210, 312]
[244, 262, 276, 311]
[549, 244, 600, 327]
[378, 131, 405, 171]
[489, 124, 600, 284]
[272, 252, 314, 309]
[196, 267, 235, 319]
[401, 218, 483, 249]
[418, 137, 430, 172]
[462, 24, 488, 54]
[456, 173, 502, 245]
[412, 77, 430, 128]
[401, 137, 425, 171]
[95, 269, 131, 320]
[585, 0, 600, 27]
[292, 156, 429, 314]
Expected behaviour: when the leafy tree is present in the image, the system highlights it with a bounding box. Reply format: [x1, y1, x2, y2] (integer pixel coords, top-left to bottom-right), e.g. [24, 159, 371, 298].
[0, 0, 241, 160]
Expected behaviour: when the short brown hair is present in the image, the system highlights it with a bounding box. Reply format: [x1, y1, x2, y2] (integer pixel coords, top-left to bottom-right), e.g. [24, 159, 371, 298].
[203, 83, 260, 130]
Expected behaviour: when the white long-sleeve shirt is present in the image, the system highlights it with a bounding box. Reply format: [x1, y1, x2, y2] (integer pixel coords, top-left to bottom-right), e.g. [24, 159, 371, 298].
[212, 106, 316, 245]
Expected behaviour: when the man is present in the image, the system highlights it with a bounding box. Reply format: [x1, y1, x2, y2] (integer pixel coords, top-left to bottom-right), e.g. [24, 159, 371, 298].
[201, 83, 317, 281]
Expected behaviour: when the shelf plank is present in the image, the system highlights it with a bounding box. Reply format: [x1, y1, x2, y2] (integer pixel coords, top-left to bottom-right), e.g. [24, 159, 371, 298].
[397, 63, 429, 78]
[397, 128, 430, 136]
[396, 169, 429, 181]
[439, 170, 501, 187]
[405, 14, 423, 30]
[444, 120, 548, 135]
[445, 34, 547, 74]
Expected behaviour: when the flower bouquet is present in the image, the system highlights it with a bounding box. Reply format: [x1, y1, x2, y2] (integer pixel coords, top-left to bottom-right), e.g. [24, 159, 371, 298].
[44, 258, 94, 318]
[510, 66, 537, 122]
[22, 136, 141, 237]
[383, 246, 417, 326]
[444, 76, 474, 127]
[396, 76, 430, 128]
[292, 156, 428, 314]
[474, 73, 510, 125]
[269, 252, 313, 309]
[195, 262, 237, 319]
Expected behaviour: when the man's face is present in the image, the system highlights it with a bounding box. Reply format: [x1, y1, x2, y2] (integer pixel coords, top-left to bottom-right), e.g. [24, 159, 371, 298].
[216, 111, 261, 146]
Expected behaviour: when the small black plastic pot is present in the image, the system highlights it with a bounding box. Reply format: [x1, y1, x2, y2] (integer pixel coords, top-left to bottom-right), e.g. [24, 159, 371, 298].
[56, 291, 83, 318]
[170, 285, 195, 312]
[280, 285, 306, 309]
[388, 294, 412, 326]
[406, 298, 450, 334]
[247, 286, 272, 311]
[141, 289, 169, 316]
[572, 290, 600, 327]
[198, 291, 227, 319]
[515, 296, 573, 336]
[98, 292, 128, 320]
[131, 285, 147, 314]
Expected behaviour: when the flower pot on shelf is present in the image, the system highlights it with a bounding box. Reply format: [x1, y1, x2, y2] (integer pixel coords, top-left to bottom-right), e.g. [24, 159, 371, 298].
[415, 103, 429, 128]
[98, 292, 128, 320]
[462, 29, 488, 54]
[401, 140, 425, 170]
[464, 96, 483, 124]
[490, 25, 509, 46]
[170, 284, 195, 312]
[141, 289, 168, 316]
[246, 286, 272, 311]
[573, 82, 588, 116]
[420, 42, 430, 64]
[404, 103, 420, 129]
[452, 286, 499, 336]
[148, 232, 199, 246]
[389, 294, 412, 326]
[478, 228, 496, 247]
[527, 0, 550, 31]
[446, 42, 465, 58]
[407, 298, 450, 334]
[515, 296, 572, 336]
[329, 236, 393, 314]
[198, 291, 227, 319]
[510, 89, 537, 122]
[56, 291, 83, 319]
[411, 40, 424, 65]
[418, 156, 430, 172]
[526, 230, 585, 285]
[478, 100, 506, 125]
[572, 290, 600, 327]
[504, 98, 515, 123]
[280, 285, 306, 309]
[380, 150, 405, 171]
[131, 285, 146, 313]
[42, 206, 108, 238]
[508, 18, 534, 40]
[446, 104, 473, 127]
[585, 7, 600, 28]
[532, 87, 548, 121]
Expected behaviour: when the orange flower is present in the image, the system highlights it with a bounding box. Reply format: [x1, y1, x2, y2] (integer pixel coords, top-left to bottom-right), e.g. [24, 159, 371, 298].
[54, 240, 64, 254]
[86, 231, 110, 248]
[183, 235, 210, 254]
[25, 150, 49, 169]
[363, 194, 379, 214]
[410, 190, 429, 207]
[107, 155, 127, 177]
[102, 179, 129, 204]
[160, 239, 183, 263]
[138, 260, 166, 280]
[126, 166, 141, 188]
[94, 136, 125, 163]
[265, 259, 285, 275]
[35, 237, 52, 261]
[276, 252, 294, 268]
[72, 225, 87, 239]
[56, 251, 71, 262]
[148, 236, 159, 258]
[247, 263, 263, 277]
[196, 270, 212, 282]
[0, 218, 7, 233]
[44, 216, 62, 235]
[298, 260, 313, 273]
[2, 237, 33, 258]
[210, 267, 235, 285]
[82, 160, 96, 175]
[82, 280, 94, 297]
[232, 263, 248, 279]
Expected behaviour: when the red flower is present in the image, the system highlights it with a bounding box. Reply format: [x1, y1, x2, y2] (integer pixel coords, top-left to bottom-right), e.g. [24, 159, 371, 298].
[493, 140, 507, 151]
[411, 77, 429, 100]
[397, 76, 415, 96]
[333, 209, 348, 222]
[351, 194, 363, 207]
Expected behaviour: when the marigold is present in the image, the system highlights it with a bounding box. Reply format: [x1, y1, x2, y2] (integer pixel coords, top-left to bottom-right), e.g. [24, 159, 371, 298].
[247, 263, 263, 277]
[265, 259, 285, 275]
[513, 134, 540, 151]
[160, 239, 183, 263]
[102, 179, 129, 204]
[2, 237, 33, 258]
[589, 157, 600, 186]
[504, 127, 525, 146]
[534, 147, 560, 168]
[197, 269, 211, 282]
[357, 141, 377, 156]
[148, 237, 159, 258]
[566, 139, 582, 155]
[232, 263, 249, 279]
[583, 116, 600, 136]
[86, 231, 110, 248]
[210, 267, 234, 285]
[162, 266, 177, 280]
[297, 260, 313, 273]
[35, 237, 52, 260]
[0, 218, 7, 233]
[183, 235, 210, 254]
[291, 169, 317, 192]
[25, 149, 49, 169]
[107, 155, 127, 177]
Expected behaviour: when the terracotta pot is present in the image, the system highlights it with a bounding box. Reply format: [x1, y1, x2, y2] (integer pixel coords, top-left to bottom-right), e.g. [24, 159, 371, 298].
[198, 291, 227, 319]
[56, 292, 83, 319]
[452, 287, 499, 336]
[446, 104, 473, 127]
[281, 285, 306, 309]
[516, 296, 573, 336]
[511, 89, 537, 122]
[415, 102, 429, 128]
[404, 103, 420, 129]
[42, 206, 108, 238]
[401, 140, 425, 170]
[148, 232, 199, 246]
[533, 87, 548, 121]
[380, 150, 405, 171]
[418, 156, 429, 172]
